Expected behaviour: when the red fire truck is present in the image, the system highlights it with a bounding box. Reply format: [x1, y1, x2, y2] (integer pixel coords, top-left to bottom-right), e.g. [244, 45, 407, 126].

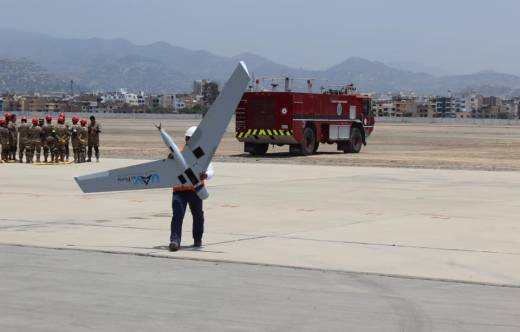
[235, 84, 375, 155]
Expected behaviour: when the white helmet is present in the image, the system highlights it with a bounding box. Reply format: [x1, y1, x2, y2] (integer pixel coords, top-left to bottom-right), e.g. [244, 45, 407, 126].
[185, 126, 197, 137]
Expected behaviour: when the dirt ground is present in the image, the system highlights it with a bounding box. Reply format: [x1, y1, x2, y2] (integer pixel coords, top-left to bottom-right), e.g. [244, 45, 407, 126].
[98, 118, 520, 171]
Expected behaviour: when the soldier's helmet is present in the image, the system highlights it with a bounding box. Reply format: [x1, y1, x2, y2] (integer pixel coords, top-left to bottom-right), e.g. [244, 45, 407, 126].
[32, 118, 39, 125]
[58, 116, 65, 124]
[45, 115, 52, 123]
[11, 114, 16, 122]
[72, 116, 79, 124]
[4, 113, 11, 121]
[21, 116, 27, 123]
[80, 119, 87, 126]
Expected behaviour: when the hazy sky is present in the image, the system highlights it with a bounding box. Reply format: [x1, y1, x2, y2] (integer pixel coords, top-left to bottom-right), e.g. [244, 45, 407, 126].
[1, 0, 519, 75]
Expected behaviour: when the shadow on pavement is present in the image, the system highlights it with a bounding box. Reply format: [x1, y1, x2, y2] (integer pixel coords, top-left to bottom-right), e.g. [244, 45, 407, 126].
[228, 151, 346, 159]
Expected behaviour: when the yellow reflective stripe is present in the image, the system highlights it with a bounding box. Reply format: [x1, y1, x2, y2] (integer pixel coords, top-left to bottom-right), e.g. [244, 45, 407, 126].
[239, 129, 293, 137]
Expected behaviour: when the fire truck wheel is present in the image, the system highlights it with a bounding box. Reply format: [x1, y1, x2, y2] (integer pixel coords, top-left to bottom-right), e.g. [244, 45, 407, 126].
[344, 127, 363, 153]
[249, 143, 269, 156]
[301, 127, 316, 156]
[313, 141, 320, 153]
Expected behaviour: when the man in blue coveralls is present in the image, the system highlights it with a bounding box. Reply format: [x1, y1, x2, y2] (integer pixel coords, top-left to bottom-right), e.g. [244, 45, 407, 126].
[169, 126, 214, 251]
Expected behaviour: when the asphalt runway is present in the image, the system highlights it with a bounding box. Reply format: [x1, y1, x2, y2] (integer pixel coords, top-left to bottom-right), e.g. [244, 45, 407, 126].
[2, 245, 519, 332]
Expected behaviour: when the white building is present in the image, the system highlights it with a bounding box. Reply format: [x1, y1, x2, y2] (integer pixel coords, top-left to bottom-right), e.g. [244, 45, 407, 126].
[81, 101, 98, 113]
[158, 95, 175, 109]
[124, 92, 139, 106]
[454, 97, 467, 113]
[175, 99, 186, 110]
[99, 89, 145, 107]
[193, 80, 204, 96]
[467, 94, 483, 112]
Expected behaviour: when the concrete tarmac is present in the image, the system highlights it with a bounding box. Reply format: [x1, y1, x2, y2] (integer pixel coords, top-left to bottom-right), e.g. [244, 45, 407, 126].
[1, 159, 520, 286]
[2, 159, 520, 330]
[2, 245, 519, 332]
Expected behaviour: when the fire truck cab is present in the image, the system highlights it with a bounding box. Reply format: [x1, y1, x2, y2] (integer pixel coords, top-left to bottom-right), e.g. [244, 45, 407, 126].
[235, 84, 375, 156]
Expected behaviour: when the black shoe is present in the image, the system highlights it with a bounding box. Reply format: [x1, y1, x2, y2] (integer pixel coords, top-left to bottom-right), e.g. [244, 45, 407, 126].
[193, 239, 202, 247]
[169, 241, 179, 252]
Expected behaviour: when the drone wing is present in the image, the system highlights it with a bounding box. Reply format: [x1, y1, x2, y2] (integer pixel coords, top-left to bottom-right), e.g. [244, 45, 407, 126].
[75, 159, 183, 193]
[183, 61, 250, 172]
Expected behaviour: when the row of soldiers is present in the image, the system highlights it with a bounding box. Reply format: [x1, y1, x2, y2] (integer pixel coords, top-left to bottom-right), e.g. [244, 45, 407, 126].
[0, 113, 101, 164]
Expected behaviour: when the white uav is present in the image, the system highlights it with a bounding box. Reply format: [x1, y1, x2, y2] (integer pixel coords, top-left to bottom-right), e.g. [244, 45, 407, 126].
[75, 62, 251, 200]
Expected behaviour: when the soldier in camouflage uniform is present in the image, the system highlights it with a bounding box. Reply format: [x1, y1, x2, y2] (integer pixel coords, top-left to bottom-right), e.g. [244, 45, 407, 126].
[17, 116, 30, 163]
[7, 114, 18, 161]
[54, 115, 69, 163]
[59, 113, 71, 161]
[79, 119, 88, 163]
[0, 119, 10, 162]
[70, 116, 81, 163]
[42, 115, 56, 163]
[27, 118, 43, 163]
[65, 126, 71, 161]
[87, 115, 101, 162]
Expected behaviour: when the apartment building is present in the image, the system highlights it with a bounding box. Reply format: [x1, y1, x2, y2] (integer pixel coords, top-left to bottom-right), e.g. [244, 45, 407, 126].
[393, 96, 417, 117]
[372, 98, 396, 117]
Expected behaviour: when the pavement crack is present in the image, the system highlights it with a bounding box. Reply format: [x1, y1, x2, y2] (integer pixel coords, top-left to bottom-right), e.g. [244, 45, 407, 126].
[274, 236, 520, 256]
[0, 219, 161, 231]
[205, 235, 270, 246]
[198, 230, 520, 256]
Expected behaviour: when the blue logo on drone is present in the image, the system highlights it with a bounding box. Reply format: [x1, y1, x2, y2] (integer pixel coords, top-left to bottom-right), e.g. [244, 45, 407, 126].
[118, 173, 160, 186]
[131, 173, 160, 186]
